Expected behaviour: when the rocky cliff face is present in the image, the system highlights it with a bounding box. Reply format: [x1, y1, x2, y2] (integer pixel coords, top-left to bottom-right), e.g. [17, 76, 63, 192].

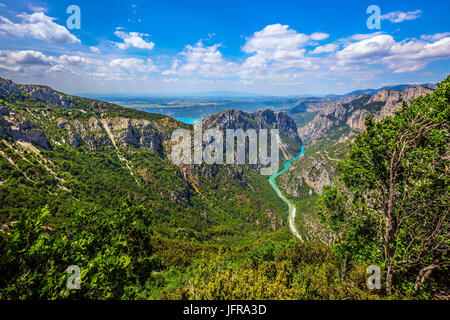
[0, 106, 50, 150]
[1, 78, 76, 106]
[346, 108, 371, 130]
[203, 109, 300, 139]
[276, 85, 434, 242]
[0, 78, 20, 97]
[290, 87, 433, 195]
[1, 107, 165, 154]
[372, 87, 432, 122]
[299, 87, 433, 141]
[0, 77, 171, 156]
[278, 152, 335, 196]
[56, 116, 164, 154]
[19, 84, 74, 107]
[203, 109, 303, 161]
[298, 95, 368, 141]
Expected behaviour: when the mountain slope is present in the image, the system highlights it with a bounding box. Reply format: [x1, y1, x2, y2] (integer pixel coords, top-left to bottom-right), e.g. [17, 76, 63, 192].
[298, 86, 433, 141]
[277, 85, 437, 242]
[0, 77, 303, 240]
[202, 109, 302, 162]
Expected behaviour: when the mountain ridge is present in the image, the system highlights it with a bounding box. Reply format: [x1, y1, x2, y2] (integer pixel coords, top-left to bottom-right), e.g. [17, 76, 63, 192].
[0, 77, 302, 237]
[298, 86, 433, 141]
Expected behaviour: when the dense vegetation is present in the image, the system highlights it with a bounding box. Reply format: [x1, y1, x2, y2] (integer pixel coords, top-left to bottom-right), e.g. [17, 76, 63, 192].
[318, 76, 449, 297]
[0, 202, 379, 299]
[0, 77, 448, 299]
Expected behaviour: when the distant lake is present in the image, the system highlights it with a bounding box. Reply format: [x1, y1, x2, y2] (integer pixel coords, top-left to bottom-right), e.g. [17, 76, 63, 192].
[175, 118, 203, 124]
[101, 97, 299, 121]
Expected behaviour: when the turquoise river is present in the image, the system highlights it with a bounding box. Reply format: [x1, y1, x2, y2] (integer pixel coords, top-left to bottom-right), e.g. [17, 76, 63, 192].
[269, 145, 305, 241]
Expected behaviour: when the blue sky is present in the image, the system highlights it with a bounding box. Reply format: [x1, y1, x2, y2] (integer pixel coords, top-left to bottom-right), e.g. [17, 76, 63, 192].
[0, 0, 449, 95]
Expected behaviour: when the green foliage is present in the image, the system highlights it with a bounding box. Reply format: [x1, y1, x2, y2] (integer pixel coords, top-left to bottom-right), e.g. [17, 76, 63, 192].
[0, 205, 383, 300]
[0, 200, 157, 299]
[2, 77, 449, 300]
[318, 76, 450, 296]
[160, 242, 379, 300]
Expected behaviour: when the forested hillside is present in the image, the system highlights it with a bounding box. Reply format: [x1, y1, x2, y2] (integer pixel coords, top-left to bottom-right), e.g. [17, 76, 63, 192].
[0, 76, 448, 299]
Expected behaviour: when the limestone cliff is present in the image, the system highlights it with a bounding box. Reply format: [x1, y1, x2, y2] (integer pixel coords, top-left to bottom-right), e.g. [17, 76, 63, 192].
[299, 87, 433, 141]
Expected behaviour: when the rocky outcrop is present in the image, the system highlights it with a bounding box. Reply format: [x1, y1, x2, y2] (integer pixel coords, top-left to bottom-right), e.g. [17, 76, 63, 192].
[372, 87, 432, 122]
[0, 106, 50, 150]
[68, 132, 82, 148]
[0, 78, 20, 97]
[299, 87, 432, 141]
[114, 119, 162, 150]
[20, 84, 73, 107]
[57, 116, 164, 154]
[298, 97, 365, 141]
[203, 109, 303, 161]
[278, 152, 335, 195]
[99, 118, 163, 153]
[346, 109, 371, 130]
[0, 77, 73, 107]
[203, 109, 300, 140]
[255, 109, 300, 141]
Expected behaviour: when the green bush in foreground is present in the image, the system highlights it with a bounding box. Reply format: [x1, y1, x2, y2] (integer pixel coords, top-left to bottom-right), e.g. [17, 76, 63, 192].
[318, 76, 449, 297]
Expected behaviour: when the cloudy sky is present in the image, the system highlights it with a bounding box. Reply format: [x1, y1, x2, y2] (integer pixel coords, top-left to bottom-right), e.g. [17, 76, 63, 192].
[0, 0, 449, 95]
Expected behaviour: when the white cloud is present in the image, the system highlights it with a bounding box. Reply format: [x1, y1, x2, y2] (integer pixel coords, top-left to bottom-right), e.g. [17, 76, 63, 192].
[108, 57, 158, 72]
[310, 32, 329, 41]
[0, 50, 53, 67]
[311, 43, 338, 54]
[90, 46, 101, 54]
[348, 32, 384, 41]
[333, 32, 385, 48]
[163, 41, 237, 77]
[87, 57, 158, 80]
[1, 17, 448, 93]
[0, 12, 80, 43]
[336, 34, 450, 73]
[336, 35, 395, 64]
[0, 50, 88, 73]
[420, 32, 450, 42]
[114, 30, 154, 50]
[28, 4, 48, 13]
[242, 24, 310, 58]
[48, 64, 65, 72]
[0, 64, 21, 72]
[381, 9, 422, 23]
[0, 47, 157, 82]
[90, 57, 158, 81]
[240, 24, 320, 79]
[58, 55, 87, 65]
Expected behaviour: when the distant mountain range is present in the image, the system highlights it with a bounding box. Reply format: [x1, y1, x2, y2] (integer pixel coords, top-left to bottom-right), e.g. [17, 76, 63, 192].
[327, 83, 437, 98]
[299, 86, 434, 141]
[79, 83, 437, 101]
[80, 91, 277, 99]
[289, 83, 437, 115]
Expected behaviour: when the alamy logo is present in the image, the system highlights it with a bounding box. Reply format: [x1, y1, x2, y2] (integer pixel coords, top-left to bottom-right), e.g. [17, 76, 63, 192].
[66, 265, 81, 289]
[66, 5, 81, 30]
[366, 265, 381, 289]
[366, 5, 381, 30]
[170, 121, 280, 175]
